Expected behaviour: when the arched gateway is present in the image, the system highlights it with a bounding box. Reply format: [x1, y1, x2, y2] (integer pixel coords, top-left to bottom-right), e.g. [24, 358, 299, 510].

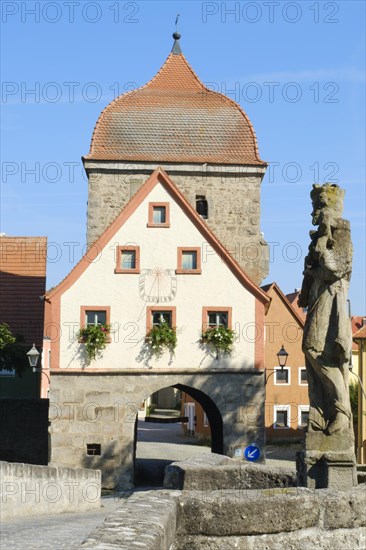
[44, 33, 270, 489]
[50, 370, 263, 488]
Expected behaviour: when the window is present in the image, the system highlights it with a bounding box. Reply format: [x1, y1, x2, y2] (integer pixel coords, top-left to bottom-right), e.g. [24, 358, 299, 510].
[86, 443, 101, 456]
[299, 367, 308, 385]
[147, 202, 170, 228]
[298, 406, 310, 428]
[86, 310, 106, 326]
[274, 367, 290, 385]
[115, 246, 140, 274]
[196, 195, 208, 219]
[203, 412, 209, 427]
[273, 405, 291, 429]
[80, 306, 111, 334]
[176, 247, 202, 274]
[146, 306, 176, 333]
[202, 307, 232, 330]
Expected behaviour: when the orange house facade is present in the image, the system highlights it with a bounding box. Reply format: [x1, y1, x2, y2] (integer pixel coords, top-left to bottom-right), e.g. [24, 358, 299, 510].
[262, 283, 309, 442]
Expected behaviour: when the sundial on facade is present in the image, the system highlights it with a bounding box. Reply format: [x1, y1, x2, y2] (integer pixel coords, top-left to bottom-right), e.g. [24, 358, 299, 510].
[139, 267, 177, 303]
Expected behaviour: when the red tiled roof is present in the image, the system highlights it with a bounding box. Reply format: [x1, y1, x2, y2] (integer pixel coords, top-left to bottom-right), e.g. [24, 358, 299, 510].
[0, 237, 47, 347]
[353, 324, 366, 340]
[285, 290, 307, 323]
[352, 316, 366, 348]
[85, 52, 266, 166]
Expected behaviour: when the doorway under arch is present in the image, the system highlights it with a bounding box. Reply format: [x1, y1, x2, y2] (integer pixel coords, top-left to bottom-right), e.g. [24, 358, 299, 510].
[134, 383, 224, 486]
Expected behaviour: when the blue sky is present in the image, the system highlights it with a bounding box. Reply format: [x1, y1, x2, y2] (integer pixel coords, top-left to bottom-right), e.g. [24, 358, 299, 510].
[1, 1, 365, 314]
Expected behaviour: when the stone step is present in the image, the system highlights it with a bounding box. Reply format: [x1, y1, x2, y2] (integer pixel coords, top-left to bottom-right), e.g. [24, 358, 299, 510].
[356, 464, 366, 472]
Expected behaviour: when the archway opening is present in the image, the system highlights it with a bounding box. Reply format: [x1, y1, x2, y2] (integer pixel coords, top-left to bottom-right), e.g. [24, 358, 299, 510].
[134, 384, 223, 487]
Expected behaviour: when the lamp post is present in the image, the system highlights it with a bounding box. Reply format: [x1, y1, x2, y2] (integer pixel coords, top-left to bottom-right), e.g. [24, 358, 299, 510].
[265, 345, 289, 384]
[276, 345, 289, 369]
[27, 343, 50, 384]
[27, 343, 40, 368]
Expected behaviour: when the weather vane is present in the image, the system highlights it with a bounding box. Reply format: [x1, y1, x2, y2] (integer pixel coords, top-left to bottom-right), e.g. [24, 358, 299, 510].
[175, 14, 180, 33]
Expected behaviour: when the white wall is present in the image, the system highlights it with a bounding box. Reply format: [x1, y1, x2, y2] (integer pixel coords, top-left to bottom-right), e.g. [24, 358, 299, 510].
[59, 182, 256, 370]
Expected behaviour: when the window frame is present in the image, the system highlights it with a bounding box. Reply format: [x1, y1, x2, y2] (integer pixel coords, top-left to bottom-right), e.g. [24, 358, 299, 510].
[146, 306, 177, 333]
[298, 405, 310, 428]
[115, 245, 140, 274]
[274, 366, 291, 386]
[80, 306, 111, 342]
[176, 247, 202, 274]
[202, 307, 232, 331]
[298, 367, 308, 386]
[147, 202, 170, 228]
[273, 405, 291, 429]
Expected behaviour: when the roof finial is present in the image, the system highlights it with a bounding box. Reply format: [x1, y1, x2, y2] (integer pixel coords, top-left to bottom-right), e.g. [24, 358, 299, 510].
[172, 14, 182, 55]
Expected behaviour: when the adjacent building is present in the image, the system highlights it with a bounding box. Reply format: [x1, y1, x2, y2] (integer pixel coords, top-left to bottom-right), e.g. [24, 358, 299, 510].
[0, 235, 47, 398]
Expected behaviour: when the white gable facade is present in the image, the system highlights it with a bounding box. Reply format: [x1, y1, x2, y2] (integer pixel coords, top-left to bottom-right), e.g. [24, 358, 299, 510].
[46, 169, 268, 488]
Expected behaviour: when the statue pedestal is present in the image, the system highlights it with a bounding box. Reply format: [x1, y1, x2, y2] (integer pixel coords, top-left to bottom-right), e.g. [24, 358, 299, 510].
[296, 432, 357, 490]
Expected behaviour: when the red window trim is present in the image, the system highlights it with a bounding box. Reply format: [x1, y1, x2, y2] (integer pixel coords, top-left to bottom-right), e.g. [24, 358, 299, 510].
[80, 306, 111, 343]
[176, 247, 202, 275]
[202, 307, 232, 331]
[146, 306, 177, 333]
[147, 202, 170, 228]
[114, 245, 140, 274]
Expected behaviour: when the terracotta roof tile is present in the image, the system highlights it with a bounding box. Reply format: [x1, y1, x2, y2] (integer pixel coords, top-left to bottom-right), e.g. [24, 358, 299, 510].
[353, 324, 366, 340]
[86, 53, 266, 166]
[0, 237, 47, 346]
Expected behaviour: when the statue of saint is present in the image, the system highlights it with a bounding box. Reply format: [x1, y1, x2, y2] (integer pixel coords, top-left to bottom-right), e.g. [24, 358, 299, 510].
[298, 183, 353, 436]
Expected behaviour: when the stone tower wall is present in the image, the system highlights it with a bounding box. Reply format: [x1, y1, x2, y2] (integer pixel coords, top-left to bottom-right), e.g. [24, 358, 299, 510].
[84, 162, 268, 284]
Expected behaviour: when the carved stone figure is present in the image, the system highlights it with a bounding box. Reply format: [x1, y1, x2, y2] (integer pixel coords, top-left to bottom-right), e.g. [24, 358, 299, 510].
[298, 183, 353, 438]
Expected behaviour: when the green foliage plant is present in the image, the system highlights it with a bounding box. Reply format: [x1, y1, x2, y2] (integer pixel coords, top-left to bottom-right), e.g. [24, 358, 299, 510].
[0, 323, 16, 350]
[349, 381, 358, 423]
[201, 326, 236, 359]
[146, 321, 177, 358]
[77, 324, 110, 363]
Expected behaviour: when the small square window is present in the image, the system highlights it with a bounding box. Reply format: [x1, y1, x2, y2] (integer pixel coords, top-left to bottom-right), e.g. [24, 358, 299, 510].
[300, 410, 309, 427]
[146, 306, 176, 334]
[208, 312, 228, 328]
[299, 368, 308, 385]
[86, 310, 106, 326]
[274, 367, 290, 385]
[182, 251, 197, 270]
[122, 249, 136, 269]
[80, 307, 111, 342]
[176, 247, 201, 274]
[153, 206, 166, 224]
[148, 203, 170, 227]
[274, 406, 290, 429]
[202, 308, 232, 331]
[115, 246, 140, 273]
[276, 410, 288, 427]
[86, 443, 101, 456]
[152, 311, 172, 327]
[298, 406, 310, 428]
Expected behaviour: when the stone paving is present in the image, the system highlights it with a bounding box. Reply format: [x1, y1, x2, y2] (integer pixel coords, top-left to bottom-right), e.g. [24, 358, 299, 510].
[0, 495, 126, 550]
[0, 420, 299, 549]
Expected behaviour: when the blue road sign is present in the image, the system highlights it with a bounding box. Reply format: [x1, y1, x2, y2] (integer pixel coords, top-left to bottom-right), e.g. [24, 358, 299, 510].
[244, 444, 261, 462]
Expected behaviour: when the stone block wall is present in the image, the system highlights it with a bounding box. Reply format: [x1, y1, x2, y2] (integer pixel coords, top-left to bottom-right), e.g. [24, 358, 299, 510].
[49, 369, 265, 489]
[0, 460, 101, 520]
[84, 162, 268, 283]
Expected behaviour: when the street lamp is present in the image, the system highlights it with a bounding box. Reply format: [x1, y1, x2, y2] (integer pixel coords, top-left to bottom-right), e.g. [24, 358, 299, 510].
[276, 345, 289, 370]
[265, 345, 289, 385]
[28, 343, 50, 384]
[27, 343, 40, 368]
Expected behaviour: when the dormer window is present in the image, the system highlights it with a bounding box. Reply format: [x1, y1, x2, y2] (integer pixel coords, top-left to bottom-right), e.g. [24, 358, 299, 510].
[196, 195, 208, 219]
[147, 203, 170, 227]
